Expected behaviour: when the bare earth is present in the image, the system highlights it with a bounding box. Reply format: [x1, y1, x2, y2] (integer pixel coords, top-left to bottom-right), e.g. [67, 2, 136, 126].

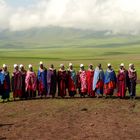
[0, 98, 140, 140]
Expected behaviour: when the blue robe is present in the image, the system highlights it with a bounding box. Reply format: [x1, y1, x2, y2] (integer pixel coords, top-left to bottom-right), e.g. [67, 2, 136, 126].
[0, 72, 5, 96]
[0, 72, 5, 84]
[37, 69, 47, 95]
[104, 69, 116, 84]
[93, 67, 104, 91]
[1, 71, 10, 99]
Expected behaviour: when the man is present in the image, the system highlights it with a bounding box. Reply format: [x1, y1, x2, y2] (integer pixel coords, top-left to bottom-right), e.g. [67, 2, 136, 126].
[86, 64, 95, 97]
[77, 64, 87, 97]
[1, 64, 11, 102]
[93, 64, 104, 98]
[104, 64, 116, 98]
[37, 62, 47, 98]
[117, 63, 128, 99]
[19, 64, 27, 99]
[25, 64, 37, 99]
[47, 64, 57, 98]
[11, 64, 22, 101]
[128, 64, 137, 99]
[57, 64, 67, 98]
[67, 63, 77, 97]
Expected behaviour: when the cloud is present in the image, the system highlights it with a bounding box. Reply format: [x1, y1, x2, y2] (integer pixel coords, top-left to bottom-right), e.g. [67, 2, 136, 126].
[1, 0, 140, 35]
[0, 0, 12, 30]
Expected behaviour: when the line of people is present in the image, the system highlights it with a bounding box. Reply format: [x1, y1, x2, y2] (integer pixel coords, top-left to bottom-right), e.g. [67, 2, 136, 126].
[0, 62, 137, 102]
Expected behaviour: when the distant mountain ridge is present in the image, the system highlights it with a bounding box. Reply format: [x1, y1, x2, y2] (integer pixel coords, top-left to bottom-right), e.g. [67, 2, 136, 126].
[0, 26, 117, 41]
[0, 26, 139, 49]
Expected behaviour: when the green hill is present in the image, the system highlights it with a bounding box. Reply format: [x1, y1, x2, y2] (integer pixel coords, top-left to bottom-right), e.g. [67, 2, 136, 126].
[0, 26, 140, 50]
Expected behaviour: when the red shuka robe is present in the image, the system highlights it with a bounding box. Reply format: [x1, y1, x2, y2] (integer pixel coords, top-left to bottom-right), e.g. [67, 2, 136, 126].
[117, 70, 126, 98]
[86, 69, 95, 96]
[12, 70, 22, 98]
[57, 69, 67, 97]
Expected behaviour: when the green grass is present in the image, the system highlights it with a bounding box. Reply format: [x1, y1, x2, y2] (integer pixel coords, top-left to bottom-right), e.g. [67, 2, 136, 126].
[0, 36, 140, 94]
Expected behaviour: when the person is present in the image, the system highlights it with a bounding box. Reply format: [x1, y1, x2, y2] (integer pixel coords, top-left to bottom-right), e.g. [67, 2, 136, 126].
[1, 64, 11, 102]
[77, 64, 87, 97]
[86, 64, 95, 97]
[0, 66, 5, 100]
[11, 64, 22, 101]
[128, 64, 137, 99]
[47, 64, 57, 98]
[19, 64, 27, 99]
[117, 63, 128, 99]
[25, 64, 37, 99]
[93, 64, 104, 98]
[67, 63, 77, 97]
[57, 64, 67, 98]
[104, 64, 116, 98]
[37, 62, 47, 98]
[0, 79, 3, 96]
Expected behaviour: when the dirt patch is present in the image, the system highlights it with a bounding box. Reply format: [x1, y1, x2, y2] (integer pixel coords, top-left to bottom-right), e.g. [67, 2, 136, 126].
[0, 98, 140, 140]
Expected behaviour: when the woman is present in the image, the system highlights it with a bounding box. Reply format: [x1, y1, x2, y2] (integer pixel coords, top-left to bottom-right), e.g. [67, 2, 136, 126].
[1, 64, 11, 102]
[86, 64, 95, 97]
[19, 64, 27, 99]
[57, 64, 67, 98]
[117, 63, 128, 99]
[47, 64, 57, 98]
[67, 63, 77, 97]
[128, 64, 137, 99]
[37, 62, 47, 98]
[25, 64, 37, 99]
[0, 68, 4, 98]
[77, 64, 87, 97]
[93, 64, 104, 98]
[104, 64, 116, 98]
[11, 64, 22, 101]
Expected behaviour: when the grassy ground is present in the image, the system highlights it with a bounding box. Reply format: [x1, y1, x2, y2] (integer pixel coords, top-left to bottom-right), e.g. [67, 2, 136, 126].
[0, 36, 140, 94]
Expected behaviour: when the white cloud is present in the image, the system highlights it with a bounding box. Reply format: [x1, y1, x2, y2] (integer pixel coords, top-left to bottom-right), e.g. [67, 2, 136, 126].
[0, 0, 12, 30]
[1, 0, 140, 35]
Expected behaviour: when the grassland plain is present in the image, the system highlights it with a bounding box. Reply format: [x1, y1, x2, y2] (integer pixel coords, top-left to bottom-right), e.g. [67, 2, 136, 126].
[0, 36, 140, 95]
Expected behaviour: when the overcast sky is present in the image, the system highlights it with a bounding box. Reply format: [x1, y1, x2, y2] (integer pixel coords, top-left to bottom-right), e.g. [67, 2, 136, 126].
[0, 0, 140, 35]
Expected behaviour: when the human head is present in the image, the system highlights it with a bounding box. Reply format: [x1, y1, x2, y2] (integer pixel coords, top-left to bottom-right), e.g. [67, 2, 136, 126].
[14, 64, 18, 70]
[107, 63, 111, 69]
[120, 63, 124, 69]
[98, 63, 102, 69]
[50, 64, 54, 69]
[80, 64, 84, 70]
[131, 64, 135, 69]
[39, 61, 43, 69]
[69, 63, 73, 70]
[19, 64, 24, 71]
[3, 64, 7, 71]
[60, 64, 65, 70]
[89, 64, 93, 69]
[129, 63, 133, 69]
[28, 64, 33, 71]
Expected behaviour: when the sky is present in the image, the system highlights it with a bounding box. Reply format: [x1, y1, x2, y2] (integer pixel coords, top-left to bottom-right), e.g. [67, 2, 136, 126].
[5, 0, 38, 7]
[0, 0, 140, 35]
